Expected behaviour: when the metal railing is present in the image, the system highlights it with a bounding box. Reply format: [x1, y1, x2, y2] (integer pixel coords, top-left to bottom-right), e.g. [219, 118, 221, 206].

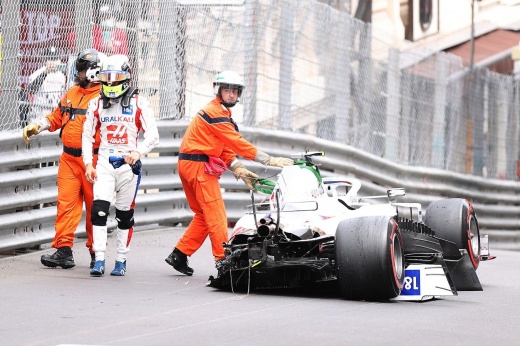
[0, 120, 519, 253]
[1, 0, 519, 181]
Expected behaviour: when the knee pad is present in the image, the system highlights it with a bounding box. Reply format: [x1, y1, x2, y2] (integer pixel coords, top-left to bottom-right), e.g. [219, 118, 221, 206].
[116, 208, 134, 230]
[91, 200, 110, 226]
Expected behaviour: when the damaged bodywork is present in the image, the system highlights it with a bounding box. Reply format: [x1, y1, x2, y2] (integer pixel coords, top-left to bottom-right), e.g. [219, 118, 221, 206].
[208, 152, 493, 301]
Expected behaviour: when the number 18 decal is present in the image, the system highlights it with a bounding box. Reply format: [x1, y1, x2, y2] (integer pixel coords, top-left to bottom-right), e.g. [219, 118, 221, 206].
[400, 269, 420, 295]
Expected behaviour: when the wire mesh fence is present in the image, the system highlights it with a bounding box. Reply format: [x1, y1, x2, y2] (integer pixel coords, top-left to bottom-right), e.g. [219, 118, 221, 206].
[0, 0, 518, 180]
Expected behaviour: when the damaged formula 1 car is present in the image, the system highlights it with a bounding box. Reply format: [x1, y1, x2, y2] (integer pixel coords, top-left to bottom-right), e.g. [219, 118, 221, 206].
[208, 152, 494, 301]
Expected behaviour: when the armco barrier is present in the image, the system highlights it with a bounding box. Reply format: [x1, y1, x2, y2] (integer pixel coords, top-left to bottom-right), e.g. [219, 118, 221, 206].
[0, 120, 518, 253]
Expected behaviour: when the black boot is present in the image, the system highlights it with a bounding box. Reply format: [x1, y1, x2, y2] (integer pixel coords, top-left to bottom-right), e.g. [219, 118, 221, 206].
[90, 253, 95, 269]
[41, 247, 75, 269]
[165, 248, 194, 276]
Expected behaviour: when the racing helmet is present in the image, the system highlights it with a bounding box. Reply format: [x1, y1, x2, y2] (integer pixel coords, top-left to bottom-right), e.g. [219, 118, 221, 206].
[75, 49, 105, 83]
[213, 70, 244, 107]
[99, 54, 132, 99]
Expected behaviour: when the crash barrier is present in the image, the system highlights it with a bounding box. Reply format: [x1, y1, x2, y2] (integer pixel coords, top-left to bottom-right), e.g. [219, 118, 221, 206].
[0, 120, 519, 254]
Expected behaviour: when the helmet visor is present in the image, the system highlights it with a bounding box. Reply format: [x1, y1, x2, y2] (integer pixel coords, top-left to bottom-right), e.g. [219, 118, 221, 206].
[99, 70, 130, 84]
[217, 83, 243, 98]
[218, 83, 241, 90]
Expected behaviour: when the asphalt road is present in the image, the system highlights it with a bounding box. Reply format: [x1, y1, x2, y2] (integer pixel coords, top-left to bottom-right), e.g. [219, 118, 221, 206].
[0, 226, 519, 346]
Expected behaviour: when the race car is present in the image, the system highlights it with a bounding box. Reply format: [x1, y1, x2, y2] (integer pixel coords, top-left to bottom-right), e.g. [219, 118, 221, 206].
[208, 151, 493, 301]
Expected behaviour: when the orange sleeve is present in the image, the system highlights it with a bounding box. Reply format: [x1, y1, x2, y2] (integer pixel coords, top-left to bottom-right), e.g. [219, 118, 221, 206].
[45, 85, 102, 148]
[220, 145, 237, 167]
[201, 100, 257, 160]
[180, 98, 258, 163]
[45, 93, 67, 132]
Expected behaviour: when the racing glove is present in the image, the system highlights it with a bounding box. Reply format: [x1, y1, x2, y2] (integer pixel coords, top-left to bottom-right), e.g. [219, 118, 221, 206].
[23, 124, 41, 144]
[254, 150, 294, 168]
[231, 163, 259, 190]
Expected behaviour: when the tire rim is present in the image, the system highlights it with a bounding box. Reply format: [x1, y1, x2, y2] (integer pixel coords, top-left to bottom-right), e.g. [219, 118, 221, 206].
[392, 232, 404, 287]
[468, 214, 480, 268]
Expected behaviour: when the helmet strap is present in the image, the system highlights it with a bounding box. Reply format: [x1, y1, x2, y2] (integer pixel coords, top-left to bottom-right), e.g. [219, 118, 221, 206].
[217, 87, 239, 108]
[221, 101, 237, 108]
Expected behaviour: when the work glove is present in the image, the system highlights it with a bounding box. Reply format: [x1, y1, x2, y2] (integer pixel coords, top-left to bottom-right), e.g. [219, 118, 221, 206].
[23, 124, 40, 144]
[268, 156, 294, 167]
[233, 166, 259, 190]
[254, 150, 294, 168]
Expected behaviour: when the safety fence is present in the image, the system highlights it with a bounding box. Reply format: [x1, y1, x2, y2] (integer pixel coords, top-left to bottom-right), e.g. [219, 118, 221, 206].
[0, 0, 519, 182]
[0, 120, 519, 254]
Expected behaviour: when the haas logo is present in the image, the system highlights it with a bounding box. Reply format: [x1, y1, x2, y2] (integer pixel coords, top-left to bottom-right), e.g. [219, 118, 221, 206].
[107, 124, 128, 145]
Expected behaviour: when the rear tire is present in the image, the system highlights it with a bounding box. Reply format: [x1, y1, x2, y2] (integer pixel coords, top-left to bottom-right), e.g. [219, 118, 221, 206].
[425, 198, 480, 269]
[335, 216, 404, 300]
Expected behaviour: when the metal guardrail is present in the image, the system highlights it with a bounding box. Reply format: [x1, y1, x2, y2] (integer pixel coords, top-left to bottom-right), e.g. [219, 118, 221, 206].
[0, 120, 518, 253]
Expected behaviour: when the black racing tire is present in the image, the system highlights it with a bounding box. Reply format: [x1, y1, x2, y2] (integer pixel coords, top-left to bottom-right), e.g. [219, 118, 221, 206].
[335, 216, 404, 300]
[424, 198, 480, 269]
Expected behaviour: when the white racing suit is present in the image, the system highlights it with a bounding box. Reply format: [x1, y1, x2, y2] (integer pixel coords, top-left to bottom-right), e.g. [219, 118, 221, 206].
[82, 92, 159, 263]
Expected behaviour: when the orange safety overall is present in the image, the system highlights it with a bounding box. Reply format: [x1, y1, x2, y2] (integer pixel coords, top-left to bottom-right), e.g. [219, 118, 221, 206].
[45, 84, 101, 253]
[176, 97, 258, 260]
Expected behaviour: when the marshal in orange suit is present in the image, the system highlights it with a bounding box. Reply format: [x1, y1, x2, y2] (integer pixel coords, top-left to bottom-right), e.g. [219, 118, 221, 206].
[165, 70, 294, 277]
[23, 49, 105, 270]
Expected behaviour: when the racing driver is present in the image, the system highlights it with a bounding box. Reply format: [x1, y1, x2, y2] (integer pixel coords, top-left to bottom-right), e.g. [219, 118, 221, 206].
[83, 54, 159, 276]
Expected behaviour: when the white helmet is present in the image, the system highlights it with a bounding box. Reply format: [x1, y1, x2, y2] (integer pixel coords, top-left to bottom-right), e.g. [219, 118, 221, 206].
[99, 54, 132, 99]
[213, 70, 244, 107]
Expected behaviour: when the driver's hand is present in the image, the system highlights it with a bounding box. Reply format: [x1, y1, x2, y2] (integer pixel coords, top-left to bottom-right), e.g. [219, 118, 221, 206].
[125, 151, 141, 165]
[85, 164, 97, 183]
